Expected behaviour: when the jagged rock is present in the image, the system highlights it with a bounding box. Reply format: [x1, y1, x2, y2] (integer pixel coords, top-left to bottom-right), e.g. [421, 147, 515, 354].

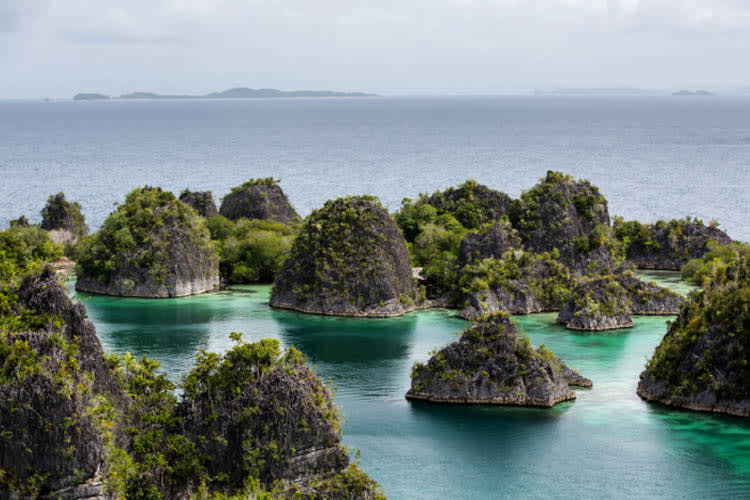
[637, 250, 750, 417]
[509, 171, 617, 273]
[0, 268, 118, 498]
[459, 251, 573, 320]
[178, 189, 218, 217]
[457, 219, 522, 267]
[614, 217, 733, 270]
[1, 268, 384, 499]
[424, 180, 513, 229]
[75, 187, 219, 297]
[270, 195, 418, 317]
[406, 314, 591, 406]
[219, 178, 299, 223]
[40, 193, 88, 245]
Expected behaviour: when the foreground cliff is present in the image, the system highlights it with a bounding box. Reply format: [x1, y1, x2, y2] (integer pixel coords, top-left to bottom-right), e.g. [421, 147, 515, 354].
[270, 195, 418, 317]
[219, 178, 299, 223]
[556, 270, 683, 331]
[637, 248, 750, 417]
[75, 186, 219, 297]
[406, 314, 591, 407]
[1, 266, 384, 498]
[614, 217, 732, 270]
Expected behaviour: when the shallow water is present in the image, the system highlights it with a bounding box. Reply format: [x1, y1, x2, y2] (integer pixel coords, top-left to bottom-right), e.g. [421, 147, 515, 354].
[71, 273, 750, 500]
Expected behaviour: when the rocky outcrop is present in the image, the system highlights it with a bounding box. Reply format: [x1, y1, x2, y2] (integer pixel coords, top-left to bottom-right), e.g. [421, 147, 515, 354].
[219, 178, 299, 223]
[178, 189, 218, 217]
[509, 171, 617, 273]
[75, 187, 219, 297]
[270, 195, 419, 317]
[0, 268, 118, 499]
[424, 180, 513, 229]
[459, 251, 573, 320]
[40, 193, 88, 245]
[556, 270, 683, 331]
[406, 314, 591, 406]
[457, 219, 522, 267]
[637, 250, 750, 417]
[1, 268, 384, 499]
[614, 217, 733, 270]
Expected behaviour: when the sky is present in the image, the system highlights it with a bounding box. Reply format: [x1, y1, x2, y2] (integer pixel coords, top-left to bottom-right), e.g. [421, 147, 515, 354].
[2, 0, 750, 98]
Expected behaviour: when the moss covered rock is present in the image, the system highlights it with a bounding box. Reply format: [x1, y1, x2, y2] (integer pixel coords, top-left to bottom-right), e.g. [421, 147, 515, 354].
[178, 189, 218, 217]
[637, 249, 750, 417]
[75, 186, 219, 297]
[556, 270, 683, 331]
[509, 171, 618, 273]
[219, 178, 299, 223]
[40, 192, 88, 245]
[614, 216, 733, 270]
[270, 195, 418, 317]
[406, 314, 591, 406]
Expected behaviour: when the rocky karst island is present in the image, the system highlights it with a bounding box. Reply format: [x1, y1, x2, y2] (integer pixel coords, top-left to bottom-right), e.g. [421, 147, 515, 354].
[406, 313, 592, 407]
[219, 178, 300, 224]
[270, 195, 419, 317]
[75, 186, 220, 297]
[637, 248, 750, 417]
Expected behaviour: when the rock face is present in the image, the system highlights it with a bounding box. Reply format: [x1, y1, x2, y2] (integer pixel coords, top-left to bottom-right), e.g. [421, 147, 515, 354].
[637, 250, 750, 417]
[459, 251, 573, 320]
[270, 195, 418, 317]
[614, 217, 733, 270]
[0, 268, 118, 499]
[1, 268, 384, 499]
[406, 314, 591, 406]
[75, 186, 219, 297]
[510, 171, 617, 273]
[40, 192, 88, 245]
[556, 270, 683, 331]
[425, 179, 513, 229]
[457, 219, 522, 267]
[219, 178, 299, 223]
[178, 189, 218, 217]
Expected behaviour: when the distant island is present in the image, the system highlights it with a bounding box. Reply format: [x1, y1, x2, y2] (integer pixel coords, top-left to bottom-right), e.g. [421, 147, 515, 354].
[73, 93, 110, 101]
[74, 87, 376, 100]
[672, 90, 714, 96]
[534, 88, 650, 96]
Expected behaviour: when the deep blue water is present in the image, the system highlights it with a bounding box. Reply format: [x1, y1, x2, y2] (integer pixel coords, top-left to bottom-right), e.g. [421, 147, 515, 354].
[1, 96, 748, 240]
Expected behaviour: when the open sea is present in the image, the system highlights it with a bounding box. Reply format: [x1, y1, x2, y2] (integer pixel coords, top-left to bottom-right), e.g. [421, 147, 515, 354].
[4, 96, 750, 499]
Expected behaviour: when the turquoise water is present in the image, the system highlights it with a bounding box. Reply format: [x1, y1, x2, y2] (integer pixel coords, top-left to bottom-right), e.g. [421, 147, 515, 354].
[70, 275, 750, 500]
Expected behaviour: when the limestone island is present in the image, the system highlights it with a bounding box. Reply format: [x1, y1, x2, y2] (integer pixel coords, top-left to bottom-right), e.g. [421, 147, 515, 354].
[270, 195, 420, 317]
[556, 269, 684, 331]
[219, 178, 300, 224]
[406, 314, 592, 407]
[75, 186, 220, 297]
[637, 248, 750, 417]
[0, 264, 384, 498]
[73, 93, 109, 100]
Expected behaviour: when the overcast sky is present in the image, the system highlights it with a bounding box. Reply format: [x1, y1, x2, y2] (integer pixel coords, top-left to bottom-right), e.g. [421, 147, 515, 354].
[2, 0, 750, 98]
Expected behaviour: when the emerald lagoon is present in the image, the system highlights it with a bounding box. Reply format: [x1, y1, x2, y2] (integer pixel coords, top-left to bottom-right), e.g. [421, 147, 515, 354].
[70, 274, 750, 499]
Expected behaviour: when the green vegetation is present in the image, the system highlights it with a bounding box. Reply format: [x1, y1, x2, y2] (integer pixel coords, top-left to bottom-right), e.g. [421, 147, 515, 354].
[40, 192, 88, 238]
[207, 216, 296, 283]
[681, 241, 750, 286]
[75, 186, 215, 286]
[457, 250, 572, 308]
[228, 178, 281, 193]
